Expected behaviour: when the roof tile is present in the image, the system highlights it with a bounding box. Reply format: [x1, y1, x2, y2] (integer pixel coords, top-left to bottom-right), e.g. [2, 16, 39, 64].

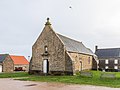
[0, 54, 8, 63]
[95, 48, 120, 58]
[57, 34, 94, 55]
[10, 55, 29, 65]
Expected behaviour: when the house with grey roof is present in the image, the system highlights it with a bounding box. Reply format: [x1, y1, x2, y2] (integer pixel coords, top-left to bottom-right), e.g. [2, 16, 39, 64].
[95, 46, 120, 71]
[0, 54, 14, 72]
[29, 18, 97, 75]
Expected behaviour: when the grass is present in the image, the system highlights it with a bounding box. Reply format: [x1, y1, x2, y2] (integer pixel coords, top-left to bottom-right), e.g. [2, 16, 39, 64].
[1, 71, 120, 88]
[0, 72, 29, 78]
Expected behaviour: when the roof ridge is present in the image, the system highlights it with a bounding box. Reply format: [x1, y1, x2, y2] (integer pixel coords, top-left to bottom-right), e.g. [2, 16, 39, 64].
[0, 54, 9, 55]
[10, 55, 24, 57]
[97, 48, 120, 50]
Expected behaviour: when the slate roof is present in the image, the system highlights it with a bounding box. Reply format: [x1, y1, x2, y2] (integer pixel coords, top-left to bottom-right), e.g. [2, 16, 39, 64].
[10, 55, 29, 65]
[95, 48, 120, 58]
[0, 54, 8, 63]
[57, 34, 94, 55]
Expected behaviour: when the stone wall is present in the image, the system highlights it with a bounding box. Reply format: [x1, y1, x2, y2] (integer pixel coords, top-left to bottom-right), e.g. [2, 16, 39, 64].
[68, 52, 93, 73]
[30, 25, 66, 75]
[98, 58, 120, 70]
[92, 57, 97, 70]
[3, 55, 14, 72]
[65, 51, 73, 75]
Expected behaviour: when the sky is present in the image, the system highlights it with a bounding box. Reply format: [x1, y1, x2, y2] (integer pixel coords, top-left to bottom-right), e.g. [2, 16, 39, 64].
[1, 0, 120, 60]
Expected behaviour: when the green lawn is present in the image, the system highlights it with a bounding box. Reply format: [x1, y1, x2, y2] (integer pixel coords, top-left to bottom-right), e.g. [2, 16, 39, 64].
[0, 72, 29, 78]
[1, 71, 120, 88]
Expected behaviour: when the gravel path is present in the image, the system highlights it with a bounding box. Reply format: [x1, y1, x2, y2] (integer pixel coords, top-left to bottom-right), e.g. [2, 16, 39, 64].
[0, 78, 119, 90]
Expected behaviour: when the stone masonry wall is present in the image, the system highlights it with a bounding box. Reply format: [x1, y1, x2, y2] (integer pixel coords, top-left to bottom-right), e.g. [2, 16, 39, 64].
[68, 52, 93, 73]
[65, 51, 73, 73]
[3, 55, 14, 72]
[31, 25, 65, 74]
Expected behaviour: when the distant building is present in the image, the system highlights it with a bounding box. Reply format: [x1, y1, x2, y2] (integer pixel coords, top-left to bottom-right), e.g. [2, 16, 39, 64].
[0, 54, 13, 72]
[0, 54, 29, 73]
[29, 18, 97, 75]
[95, 46, 120, 71]
[10, 55, 29, 71]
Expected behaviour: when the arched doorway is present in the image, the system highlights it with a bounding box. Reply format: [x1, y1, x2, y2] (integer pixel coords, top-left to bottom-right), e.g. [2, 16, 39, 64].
[43, 59, 49, 74]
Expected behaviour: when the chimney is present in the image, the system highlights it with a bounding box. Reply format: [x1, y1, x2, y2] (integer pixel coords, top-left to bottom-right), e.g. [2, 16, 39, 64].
[95, 45, 98, 51]
[28, 56, 30, 61]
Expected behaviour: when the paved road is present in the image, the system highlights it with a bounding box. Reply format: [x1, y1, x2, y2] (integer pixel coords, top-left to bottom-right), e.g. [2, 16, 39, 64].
[0, 78, 120, 90]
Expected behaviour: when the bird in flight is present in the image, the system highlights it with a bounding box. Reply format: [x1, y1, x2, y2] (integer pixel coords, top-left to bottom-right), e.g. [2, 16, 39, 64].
[69, 6, 72, 9]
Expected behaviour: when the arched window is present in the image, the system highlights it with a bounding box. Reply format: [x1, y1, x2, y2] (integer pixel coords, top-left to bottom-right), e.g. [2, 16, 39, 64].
[44, 46, 48, 53]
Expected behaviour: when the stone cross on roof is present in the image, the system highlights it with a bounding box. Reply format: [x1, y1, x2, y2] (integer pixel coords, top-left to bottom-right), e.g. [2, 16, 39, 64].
[45, 17, 51, 25]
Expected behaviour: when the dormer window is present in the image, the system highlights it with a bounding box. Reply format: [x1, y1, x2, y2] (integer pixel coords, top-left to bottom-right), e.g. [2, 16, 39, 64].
[44, 46, 48, 53]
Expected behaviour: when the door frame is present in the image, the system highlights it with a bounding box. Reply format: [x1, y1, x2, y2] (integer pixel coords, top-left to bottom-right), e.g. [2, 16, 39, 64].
[0, 65, 3, 73]
[43, 59, 49, 74]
